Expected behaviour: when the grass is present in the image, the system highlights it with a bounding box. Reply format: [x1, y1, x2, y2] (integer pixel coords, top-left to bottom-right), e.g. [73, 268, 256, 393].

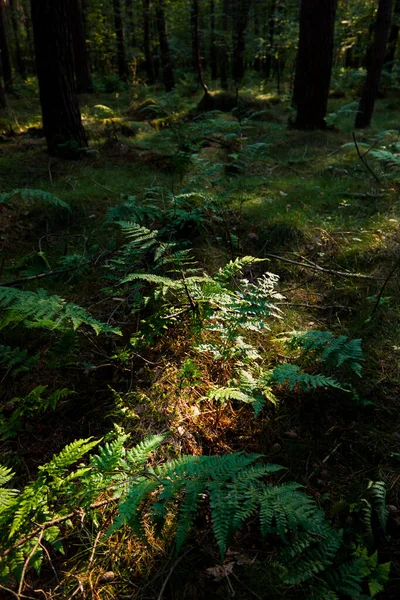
[1, 79, 400, 598]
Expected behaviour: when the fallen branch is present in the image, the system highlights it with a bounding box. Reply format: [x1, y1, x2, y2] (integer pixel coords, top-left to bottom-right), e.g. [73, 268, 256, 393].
[0, 262, 91, 287]
[352, 132, 381, 184]
[0, 498, 115, 560]
[264, 253, 386, 281]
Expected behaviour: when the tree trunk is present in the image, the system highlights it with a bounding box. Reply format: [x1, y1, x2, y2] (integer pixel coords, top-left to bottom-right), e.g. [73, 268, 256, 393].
[70, 0, 93, 93]
[125, 0, 137, 50]
[384, 0, 400, 70]
[265, 0, 277, 79]
[30, 0, 88, 158]
[191, 0, 207, 92]
[155, 0, 174, 92]
[220, 0, 229, 90]
[143, 0, 155, 83]
[9, 0, 25, 78]
[22, 0, 35, 74]
[112, 0, 129, 82]
[190, 0, 199, 74]
[231, 0, 252, 83]
[0, 71, 6, 108]
[355, 0, 393, 128]
[0, 0, 12, 89]
[292, 0, 337, 130]
[210, 0, 217, 80]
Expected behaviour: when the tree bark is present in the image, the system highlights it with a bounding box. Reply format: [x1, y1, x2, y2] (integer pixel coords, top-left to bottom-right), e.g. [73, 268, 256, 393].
[355, 0, 393, 128]
[155, 0, 174, 92]
[70, 0, 93, 93]
[0, 71, 6, 108]
[125, 0, 137, 50]
[112, 0, 129, 82]
[210, 0, 217, 80]
[292, 0, 337, 130]
[30, 0, 88, 158]
[22, 0, 35, 74]
[384, 0, 400, 70]
[191, 0, 207, 92]
[9, 0, 25, 78]
[143, 0, 155, 83]
[231, 0, 252, 83]
[0, 0, 12, 89]
[265, 0, 276, 79]
[220, 0, 229, 90]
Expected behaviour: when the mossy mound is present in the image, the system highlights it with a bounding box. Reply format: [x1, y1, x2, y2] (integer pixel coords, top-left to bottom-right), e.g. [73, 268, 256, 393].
[126, 98, 164, 121]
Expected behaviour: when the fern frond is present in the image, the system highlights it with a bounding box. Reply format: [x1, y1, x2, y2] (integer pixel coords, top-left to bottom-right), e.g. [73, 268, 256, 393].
[0, 465, 18, 511]
[290, 330, 363, 375]
[0, 287, 120, 335]
[270, 364, 344, 391]
[0, 189, 71, 211]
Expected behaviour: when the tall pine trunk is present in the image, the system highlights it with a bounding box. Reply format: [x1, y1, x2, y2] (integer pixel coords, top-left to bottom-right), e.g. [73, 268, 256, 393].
[30, 0, 88, 158]
[0, 71, 5, 108]
[125, 0, 136, 50]
[155, 0, 174, 92]
[191, 0, 207, 92]
[70, 0, 93, 93]
[9, 0, 25, 78]
[210, 0, 217, 80]
[112, 0, 129, 82]
[0, 0, 12, 89]
[265, 0, 276, 79]
[355, 0, 393, 128]
[220, 0, 229, 90]
[292, 0, 337, 129]
[384, 0, 400, 70]
[143, 0, 155, 83]
[231, 0, 252, 83]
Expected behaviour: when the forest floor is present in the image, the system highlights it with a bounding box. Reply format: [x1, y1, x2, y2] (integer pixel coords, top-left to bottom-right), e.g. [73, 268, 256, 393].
[1, 80, 400, 599]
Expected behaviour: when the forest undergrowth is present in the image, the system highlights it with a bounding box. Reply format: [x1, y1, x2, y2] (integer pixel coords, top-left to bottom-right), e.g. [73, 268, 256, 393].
[1, 81, 400, 599]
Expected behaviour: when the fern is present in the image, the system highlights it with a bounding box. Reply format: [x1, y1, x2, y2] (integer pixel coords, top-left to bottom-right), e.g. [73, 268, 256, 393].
[0, 386, 75, 440]
[270, 364, 345, 391]
[0, 189, 71, 211]
[289, 330, 363, 375]
[0, 344, 39, 376]
[0, 286, 120, 334]
[0, 465, 18, 512]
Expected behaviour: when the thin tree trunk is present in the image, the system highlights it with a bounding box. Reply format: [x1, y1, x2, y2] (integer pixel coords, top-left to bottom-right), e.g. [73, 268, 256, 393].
[112, 0, 129, 82]
[155, 0, 174, 91]
[220, 0, 229, 90]
[0, 70, 6, 107]
[143, 0, 155, 83]
[191, 0, 207, 92]
[355, 0, 393, 128]
[232, 0, 252, 83]
[191, 0, 199, 74]
[210, 0, 217, 80]
[30, 0, 88, 158]
[265, 0, 277, 79]
[22, 0, 35, 74]
[292, 0, 337, 130]
[9, 0, 25, 78]
[70, 0, 93, 93]
[125, 0, 136, 49]
[384, 0, 400, 70]
[0, 0, 12, 89]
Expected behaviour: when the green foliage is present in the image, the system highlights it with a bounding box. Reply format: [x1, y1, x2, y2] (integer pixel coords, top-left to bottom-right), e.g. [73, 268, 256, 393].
[0, 386, 75, 440]
[288, 330, 363, 376]
[270, 364, 344, 391]
[0, 344, 39, 377]
[0, 189, 71, 212]
[0, 286, 120, 335]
